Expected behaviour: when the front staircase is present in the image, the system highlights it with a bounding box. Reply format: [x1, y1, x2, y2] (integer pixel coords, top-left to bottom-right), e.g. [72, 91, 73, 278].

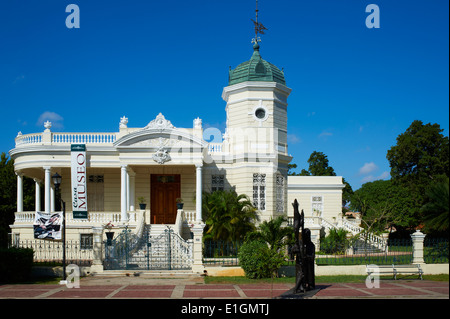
[290, 216, 388, 253]
[321, 218, 388, 253]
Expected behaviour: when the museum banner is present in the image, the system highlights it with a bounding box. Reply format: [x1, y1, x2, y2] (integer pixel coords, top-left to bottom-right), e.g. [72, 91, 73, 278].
[71, 144, 88, 219]
[33, 211, 63, 240]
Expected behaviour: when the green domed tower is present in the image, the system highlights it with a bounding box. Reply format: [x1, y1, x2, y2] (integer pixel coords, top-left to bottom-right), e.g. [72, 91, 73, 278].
[221, 41, 292, 221]
[228, 42, 286, 86]
[222, 41, 291, 139]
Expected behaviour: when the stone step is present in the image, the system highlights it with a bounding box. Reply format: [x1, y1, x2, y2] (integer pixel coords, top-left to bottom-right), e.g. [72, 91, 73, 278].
[93, 269, 196, 277]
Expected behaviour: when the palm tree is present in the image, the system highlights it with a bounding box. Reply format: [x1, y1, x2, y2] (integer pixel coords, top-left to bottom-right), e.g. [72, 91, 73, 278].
[421, 177, 449, 233]
[246, 216, 294, 251]
[202, 190, 259, 242]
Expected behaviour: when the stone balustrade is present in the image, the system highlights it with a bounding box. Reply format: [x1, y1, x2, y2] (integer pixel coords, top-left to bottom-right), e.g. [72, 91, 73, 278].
[15, 132, 118, 147]
[14, 211, 139, 226]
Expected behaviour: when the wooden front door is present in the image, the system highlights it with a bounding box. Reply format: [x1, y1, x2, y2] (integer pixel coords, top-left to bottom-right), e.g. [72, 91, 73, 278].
[150, 174, 180, 224]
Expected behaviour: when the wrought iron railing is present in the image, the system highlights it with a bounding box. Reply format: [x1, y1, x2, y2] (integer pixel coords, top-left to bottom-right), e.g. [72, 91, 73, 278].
[14, 239, 93, 266]
[309, 238, 412, 265]
[424, 238, 449, 264]
[203, 240, 242, 266]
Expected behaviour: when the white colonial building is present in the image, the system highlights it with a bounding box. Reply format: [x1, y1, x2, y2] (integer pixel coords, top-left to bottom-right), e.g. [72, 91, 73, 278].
[9, 42, 348, 273]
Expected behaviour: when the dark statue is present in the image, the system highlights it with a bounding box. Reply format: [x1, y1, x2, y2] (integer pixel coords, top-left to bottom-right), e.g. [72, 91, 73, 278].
[292, 199, 315, 293]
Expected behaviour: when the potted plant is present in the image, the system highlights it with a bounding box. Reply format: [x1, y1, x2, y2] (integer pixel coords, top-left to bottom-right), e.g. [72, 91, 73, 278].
[104, 221, 115, 246]
[176, 198, 184, 210]
[138, 197, 147, 210]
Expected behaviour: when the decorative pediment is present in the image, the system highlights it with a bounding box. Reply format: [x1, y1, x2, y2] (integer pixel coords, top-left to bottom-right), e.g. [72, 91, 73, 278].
[132, 137, 181, 148]
[113, 125, 208, 150]
[144, 113, 175, 130]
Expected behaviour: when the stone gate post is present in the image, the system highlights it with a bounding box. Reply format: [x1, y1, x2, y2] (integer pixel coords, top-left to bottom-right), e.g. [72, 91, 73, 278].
[411, 230, 426, 264]
[90, 227, 104, 273]
[192, 223, 205, 274]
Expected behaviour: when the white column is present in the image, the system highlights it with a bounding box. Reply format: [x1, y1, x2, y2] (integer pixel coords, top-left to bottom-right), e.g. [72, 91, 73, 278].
[44, 167, 51, 214]
[195, 164, 202, 223]
[129, 171, 135, 212]
[16, 172, 23, 213]
[50, 186, 55, 212]
[34, 179, 41, 212]
[121, 165, 128, 222]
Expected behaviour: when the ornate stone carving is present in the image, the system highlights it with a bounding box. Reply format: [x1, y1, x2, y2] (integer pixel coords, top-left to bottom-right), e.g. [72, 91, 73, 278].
[145, 113, 175, 130]
[194, 117, 202, 129]
[44, 121, 52, 132]
[120, 116, 128, 129]
[152, 146, 171, 164]
[132, 137, 181, 148]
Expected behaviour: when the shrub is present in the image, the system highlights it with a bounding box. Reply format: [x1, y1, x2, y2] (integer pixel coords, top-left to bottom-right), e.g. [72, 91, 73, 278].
[238, 240, 286, 279]
[320, 228, 351, 254]
[0, 247, 34, 283]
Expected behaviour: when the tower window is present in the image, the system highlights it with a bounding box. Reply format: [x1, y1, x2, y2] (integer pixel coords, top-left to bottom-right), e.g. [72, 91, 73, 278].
[255, 108, 266, 119]
[276, 174, 285, 213]
[255, 61, 266, 74]
[253, 173, 266, 210]
[251, 101, 270, 123]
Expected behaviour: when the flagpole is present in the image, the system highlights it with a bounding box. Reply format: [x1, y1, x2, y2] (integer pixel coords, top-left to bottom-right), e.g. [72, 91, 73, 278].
[52, 173, 66, 284]
[62, 200, 66, 282]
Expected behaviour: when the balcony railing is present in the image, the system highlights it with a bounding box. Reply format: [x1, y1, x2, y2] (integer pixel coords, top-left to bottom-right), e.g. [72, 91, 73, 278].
[15, 132, 117, 147]
[52, 132, 117, 144]
[14, 211, 138, 226]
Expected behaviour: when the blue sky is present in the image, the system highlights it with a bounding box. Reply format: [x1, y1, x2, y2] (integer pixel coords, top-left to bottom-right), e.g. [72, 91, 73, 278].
[0, 0, 448, 191]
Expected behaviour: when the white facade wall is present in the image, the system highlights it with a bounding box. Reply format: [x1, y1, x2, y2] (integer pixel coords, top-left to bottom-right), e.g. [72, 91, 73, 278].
[287, 176, 345, 221]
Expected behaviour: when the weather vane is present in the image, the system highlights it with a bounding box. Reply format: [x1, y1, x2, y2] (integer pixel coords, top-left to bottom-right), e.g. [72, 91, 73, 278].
[251, 0, 268, 44]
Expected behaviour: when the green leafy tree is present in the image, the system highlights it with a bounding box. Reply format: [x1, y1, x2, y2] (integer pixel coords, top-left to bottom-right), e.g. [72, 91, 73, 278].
[287, 163, 300, 176]
[0, 153, 16, 248]
[202, 189, 258, 242]
[420, 177, 449, 233]
[341, 177, 354, 211]
[245, 216, 294, 251]
[0, 153, 35, 247]
[300, 151, 336, 176]
[386, 120, 449, 220]
[350, 179, 415, 232]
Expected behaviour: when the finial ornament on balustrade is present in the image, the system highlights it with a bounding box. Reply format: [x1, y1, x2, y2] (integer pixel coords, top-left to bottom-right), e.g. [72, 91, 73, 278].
[44, 121, 52, 132]
[120, 116, 128, 129]
[194, 117, 202, 129]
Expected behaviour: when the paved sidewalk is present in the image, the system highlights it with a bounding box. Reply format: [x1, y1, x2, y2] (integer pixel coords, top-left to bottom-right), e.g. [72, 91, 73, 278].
[0, 276, 448, 299]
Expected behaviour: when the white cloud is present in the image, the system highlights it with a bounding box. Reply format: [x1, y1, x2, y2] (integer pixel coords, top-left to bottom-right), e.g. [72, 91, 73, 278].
[319, 131, 333, 138]
[378, 171, 390, 179]
[359, 162, 378, 175]
[361, 175, 376, 183]
[36, 111, 64, 130]
[287, 134, 301, 144]
[361, 171, 390, 183]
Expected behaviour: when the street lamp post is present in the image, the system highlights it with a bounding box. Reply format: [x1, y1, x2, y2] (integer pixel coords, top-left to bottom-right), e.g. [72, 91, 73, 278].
[52, 172, 66, 283]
